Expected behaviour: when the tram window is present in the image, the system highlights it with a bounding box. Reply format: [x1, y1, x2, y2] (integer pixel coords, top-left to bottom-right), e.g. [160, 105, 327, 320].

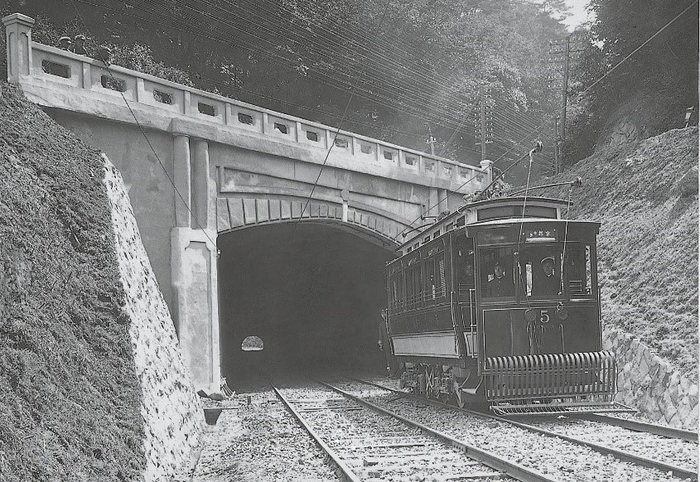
[455, 236, 475, 289]
[481, 248, 515, 298]
[405, 265, 422, 307]
[523, 262, 533, 297]
[519, 247, 562, 297]
[586, 246, 592, 293]
[390, 275, 403, 310]
[424, 254, 445, 300]
[426, 258, 436, 299]
[438, 257, 446, 295]
[565, 245, 594, 296]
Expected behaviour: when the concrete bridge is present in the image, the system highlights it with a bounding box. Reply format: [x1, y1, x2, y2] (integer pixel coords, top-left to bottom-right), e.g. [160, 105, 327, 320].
[4, 13, 492, 391]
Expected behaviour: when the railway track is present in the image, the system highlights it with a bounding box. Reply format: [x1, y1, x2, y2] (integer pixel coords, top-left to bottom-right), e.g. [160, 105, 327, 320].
[342, 376, 698, 481]
[570, 413, 698, 442]
[273, 380, 559, 481]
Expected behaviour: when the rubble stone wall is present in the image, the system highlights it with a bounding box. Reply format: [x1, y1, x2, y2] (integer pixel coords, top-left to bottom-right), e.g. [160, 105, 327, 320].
[102, 154, 204, 481]
[604, 327, 698, 430]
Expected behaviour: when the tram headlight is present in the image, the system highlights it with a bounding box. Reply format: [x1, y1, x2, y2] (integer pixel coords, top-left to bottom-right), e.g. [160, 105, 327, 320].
[556, 303, 568, 320]
[524, 309, 537, 323]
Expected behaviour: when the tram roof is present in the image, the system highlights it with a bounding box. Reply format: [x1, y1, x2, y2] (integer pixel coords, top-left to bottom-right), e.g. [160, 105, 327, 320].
[459, 195, 572, 210]
[397, 196, 597, 253]
[467, 217, 600, 228]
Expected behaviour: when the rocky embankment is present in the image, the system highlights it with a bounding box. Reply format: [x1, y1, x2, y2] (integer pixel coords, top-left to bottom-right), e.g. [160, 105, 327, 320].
[540, 127, 698, 428]
[0, 82, 203, 480]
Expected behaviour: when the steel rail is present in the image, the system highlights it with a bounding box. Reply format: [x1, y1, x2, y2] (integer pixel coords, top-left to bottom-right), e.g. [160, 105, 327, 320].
[571, 413, 698, 443]
[500, 414, 698, 481]
[318, 380, 558, 482]
[350, 377, 698, 481]
[271, 385, 362, 482]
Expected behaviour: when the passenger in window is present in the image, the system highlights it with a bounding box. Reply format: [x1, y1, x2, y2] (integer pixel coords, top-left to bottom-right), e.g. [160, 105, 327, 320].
[533, 256, 560, 296]
[486, 261, 513, 297]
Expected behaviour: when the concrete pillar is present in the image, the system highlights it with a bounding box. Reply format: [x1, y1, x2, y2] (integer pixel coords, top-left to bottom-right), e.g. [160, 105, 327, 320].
[428, 187, 439, 218]
[171, 134, 220, 392]
[2, 13, 35, 84]
[171, 228, 220, 393]
[480, 159, 494, 185]
[191, 139, 211, 229]
[438, 189, 448, 214]
[173, 134, 191, 227]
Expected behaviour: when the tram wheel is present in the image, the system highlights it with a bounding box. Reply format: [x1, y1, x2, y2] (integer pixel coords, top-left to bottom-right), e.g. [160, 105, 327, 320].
[453, 381, 466, 408]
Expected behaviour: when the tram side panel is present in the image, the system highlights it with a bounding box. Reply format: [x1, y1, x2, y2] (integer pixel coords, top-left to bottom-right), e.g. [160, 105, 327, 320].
[386, 236, 464, 365]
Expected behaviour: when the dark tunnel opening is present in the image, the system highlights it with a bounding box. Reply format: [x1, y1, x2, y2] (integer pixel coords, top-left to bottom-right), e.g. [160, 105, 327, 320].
[217, 222, 397, 385]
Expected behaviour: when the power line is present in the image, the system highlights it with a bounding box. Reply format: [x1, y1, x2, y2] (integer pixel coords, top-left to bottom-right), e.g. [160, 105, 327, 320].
[68, 0, 218, 252]
[71, 0, 562, 161]
[298, 0, 393, 220]
[581, 0, 698, 95]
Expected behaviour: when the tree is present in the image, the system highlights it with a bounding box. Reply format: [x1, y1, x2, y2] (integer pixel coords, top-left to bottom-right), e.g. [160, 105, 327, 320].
[564, 0, 698, 163]
[2, 0, 571, 182]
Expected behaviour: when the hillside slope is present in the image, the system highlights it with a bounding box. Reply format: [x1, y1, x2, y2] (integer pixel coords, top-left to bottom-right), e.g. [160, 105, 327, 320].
[0, 83, 147, 479]
[539, 127, 698, 382]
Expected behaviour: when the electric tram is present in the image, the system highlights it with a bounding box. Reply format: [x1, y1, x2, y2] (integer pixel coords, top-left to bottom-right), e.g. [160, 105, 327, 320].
[385, 189, 626, 415]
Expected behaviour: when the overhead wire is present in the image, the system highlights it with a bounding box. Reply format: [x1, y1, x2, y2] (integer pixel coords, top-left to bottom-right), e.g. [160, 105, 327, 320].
[71, 2, 567, 179]
[296, 0, 393, 220]
[143, 0, 481, 126]
[61, 0, 691, 249]
[580, 0, 698, 96]
[398, 0, 697, 237]
[70, 0, 483, 138]
[68, 0, 500, 157]
[73, 0, 559, 159]
[67, 0, 219, 252]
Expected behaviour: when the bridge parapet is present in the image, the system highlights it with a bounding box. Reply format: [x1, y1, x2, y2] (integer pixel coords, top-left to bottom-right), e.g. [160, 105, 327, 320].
[3, 13, 490, 195]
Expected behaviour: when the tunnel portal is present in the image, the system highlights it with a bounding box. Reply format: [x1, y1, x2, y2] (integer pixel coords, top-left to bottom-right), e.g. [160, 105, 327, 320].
[218, 222, 397, 383]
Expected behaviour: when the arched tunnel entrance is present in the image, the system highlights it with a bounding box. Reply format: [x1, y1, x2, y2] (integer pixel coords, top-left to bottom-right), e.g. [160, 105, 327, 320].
[217, 222, 397, 384]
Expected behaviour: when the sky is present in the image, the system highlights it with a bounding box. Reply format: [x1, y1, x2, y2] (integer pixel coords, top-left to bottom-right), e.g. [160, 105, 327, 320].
[561, 0, 595, 31]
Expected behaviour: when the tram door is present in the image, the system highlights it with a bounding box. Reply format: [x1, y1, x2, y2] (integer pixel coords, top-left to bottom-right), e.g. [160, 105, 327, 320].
[453, 234, 477, 356]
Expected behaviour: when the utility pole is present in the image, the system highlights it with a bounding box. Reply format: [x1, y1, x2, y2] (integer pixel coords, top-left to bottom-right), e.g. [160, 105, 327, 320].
[426, 124, 436, 155]
[560, 35, 570, 141]
[548, 32, 585, 170]
[553, 116, 560, 175]
[474, 88, 493, 162]
[480, 95, 486, 161]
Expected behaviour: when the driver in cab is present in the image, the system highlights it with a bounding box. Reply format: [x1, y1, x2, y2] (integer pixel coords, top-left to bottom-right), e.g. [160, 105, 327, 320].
[532, 256, 560, 296]
[486, 261, 513, 297]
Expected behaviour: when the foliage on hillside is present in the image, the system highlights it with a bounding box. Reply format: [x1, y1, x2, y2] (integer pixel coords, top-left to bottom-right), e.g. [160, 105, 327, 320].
[564, 0, 698, 162]
[1, 0, 572, 183]
[539, 127, 698, 381]
[0, 83, 145, 480]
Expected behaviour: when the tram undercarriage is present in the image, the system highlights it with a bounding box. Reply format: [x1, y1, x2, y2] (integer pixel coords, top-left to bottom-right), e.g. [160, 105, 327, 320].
[399, 363, 483, 408]
[397, 354, 633, 415]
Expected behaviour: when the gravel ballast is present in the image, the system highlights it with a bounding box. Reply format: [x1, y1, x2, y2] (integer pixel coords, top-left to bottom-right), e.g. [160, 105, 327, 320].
[336, 378, 695, 482]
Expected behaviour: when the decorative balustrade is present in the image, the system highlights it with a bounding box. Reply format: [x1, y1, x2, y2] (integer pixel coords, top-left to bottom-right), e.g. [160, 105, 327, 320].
[4, 12, 491, 193]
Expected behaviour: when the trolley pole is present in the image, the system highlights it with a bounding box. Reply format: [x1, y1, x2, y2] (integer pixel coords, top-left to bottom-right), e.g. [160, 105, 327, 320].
[560, 35, 571, 141]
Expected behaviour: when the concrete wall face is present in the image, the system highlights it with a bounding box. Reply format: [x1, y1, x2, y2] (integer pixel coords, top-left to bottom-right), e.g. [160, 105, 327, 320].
[604, 327, 698, 430]
[180, 240, 213, 383]
[102, 154, 203, 481]
[47, 110, 176, 307]
[211, 143, 428, 220]
[3, 18, 490, 392]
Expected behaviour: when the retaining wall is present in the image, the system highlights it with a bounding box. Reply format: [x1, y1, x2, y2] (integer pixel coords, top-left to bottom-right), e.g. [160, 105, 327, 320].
[102, 154, 204, 480]
[604, 327, 698, 430]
